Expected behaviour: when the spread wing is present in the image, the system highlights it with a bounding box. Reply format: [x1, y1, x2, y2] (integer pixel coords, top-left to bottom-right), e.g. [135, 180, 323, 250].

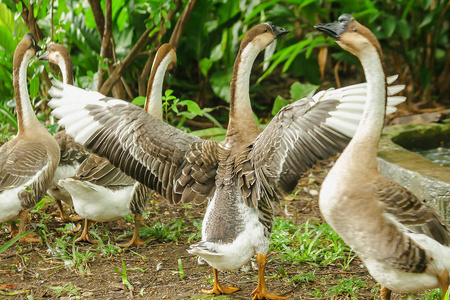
[49, 81, 218, 204]
[239, 76, 406, 209]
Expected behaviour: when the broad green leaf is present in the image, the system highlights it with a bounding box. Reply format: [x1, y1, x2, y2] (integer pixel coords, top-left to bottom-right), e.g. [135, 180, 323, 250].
[382, 16, 396, 38]
[290, 81, 319, 100]
[132, 96, 146, 106]
[0, 25, 14, 52]
[178, 100, 203, 116]
[271, 95, 291, 116]
[397, 19, 411, 38]
[419, 12, 433, 28]
[199, 58, 213, 77]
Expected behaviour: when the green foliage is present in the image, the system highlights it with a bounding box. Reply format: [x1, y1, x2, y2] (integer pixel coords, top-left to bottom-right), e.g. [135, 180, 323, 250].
[140, 217, 187, 242]
[325, 276, 367, 298]
[0, 231, 33, 254]
[114, 260, 134, 290]
[270, 218, 353, 267]
[0, 0, 447, 143]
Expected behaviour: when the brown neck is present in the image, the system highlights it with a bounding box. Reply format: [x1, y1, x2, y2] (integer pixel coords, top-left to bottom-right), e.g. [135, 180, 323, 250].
[13, 50, 41, 135]
[225, 42, 262, 145]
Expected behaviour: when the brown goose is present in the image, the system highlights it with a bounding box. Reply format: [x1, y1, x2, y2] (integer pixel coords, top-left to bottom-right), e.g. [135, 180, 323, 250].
[0, 33, 60, 242]
[40, 43, 89, 222]
[57, 43, 177, 246]
[48, 22, 405, 299]
[316, 14, 450, 300]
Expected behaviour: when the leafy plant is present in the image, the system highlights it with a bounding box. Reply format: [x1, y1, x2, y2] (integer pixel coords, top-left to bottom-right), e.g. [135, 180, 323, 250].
[114, 260, 134, 290]
[270, 218, 353, 267]
[325, 276, 366, 298]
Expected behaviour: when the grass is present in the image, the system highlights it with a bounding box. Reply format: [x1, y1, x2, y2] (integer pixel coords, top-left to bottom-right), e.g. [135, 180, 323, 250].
[325, 276, 367, 298]
[270, 218, 354, 268]
[114, 260, 134, 291]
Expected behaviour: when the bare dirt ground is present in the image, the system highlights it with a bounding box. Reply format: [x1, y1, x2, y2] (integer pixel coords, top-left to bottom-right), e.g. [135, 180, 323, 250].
[0, 159, 438, 300]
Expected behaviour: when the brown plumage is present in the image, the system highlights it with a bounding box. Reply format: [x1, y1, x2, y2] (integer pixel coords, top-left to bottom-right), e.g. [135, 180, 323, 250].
[0, 34, 60, 242]
[316, 14, 450, 299]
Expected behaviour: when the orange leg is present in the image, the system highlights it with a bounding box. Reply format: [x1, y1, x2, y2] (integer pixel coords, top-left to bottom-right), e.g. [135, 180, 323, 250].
[438, 270, 449, 300]
[54, 200, 83, 222]
[251, 253, 290, 300]
[17, 210, 40, 243]
[117, 214, 146, 247]
[75, 219, 98, 244]
[10, 223, 19, 237]
[202, 267, 240, 295]
[380, 285, 391, 300]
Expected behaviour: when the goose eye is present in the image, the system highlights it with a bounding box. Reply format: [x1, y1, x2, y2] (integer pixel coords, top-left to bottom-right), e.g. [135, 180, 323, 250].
[264, 29, 268, 32]
[353, 27, 357, 32]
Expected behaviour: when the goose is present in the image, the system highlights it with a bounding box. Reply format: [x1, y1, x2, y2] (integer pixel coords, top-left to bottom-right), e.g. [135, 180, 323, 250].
[57, 43, 177, 246]
[47, 22, 405, 299]
[0, 33, 60, 242]
[315, 14, 450, 300]
[39, 43, 89, 222]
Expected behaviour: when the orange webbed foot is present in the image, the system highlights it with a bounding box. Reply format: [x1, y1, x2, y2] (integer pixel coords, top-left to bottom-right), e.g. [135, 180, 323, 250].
[202, 285, 240, 295]
[251, 290, 290, 300]
[117, 237, 146, 248]
[19, 233, 40, 243]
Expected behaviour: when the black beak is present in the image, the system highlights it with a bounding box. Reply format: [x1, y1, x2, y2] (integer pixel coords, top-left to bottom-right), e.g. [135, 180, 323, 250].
[34, 44, 42, 53]
[314, 22, 344, 40]
[267, 22, 290, 38]
[39, 50, 49, 61]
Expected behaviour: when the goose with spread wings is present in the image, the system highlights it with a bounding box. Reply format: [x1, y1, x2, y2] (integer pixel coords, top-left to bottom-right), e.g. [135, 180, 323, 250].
[48, 22, 405, 299]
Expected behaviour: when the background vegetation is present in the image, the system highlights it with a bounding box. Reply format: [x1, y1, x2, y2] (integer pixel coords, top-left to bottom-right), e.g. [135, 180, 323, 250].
[0, 0, 448, 142]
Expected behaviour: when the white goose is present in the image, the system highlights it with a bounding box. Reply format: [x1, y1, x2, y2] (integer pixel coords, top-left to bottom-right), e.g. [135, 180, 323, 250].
[316, 14, 450, 300]
[0, 34, 60, 242]
[40, 43, 88, 222]
[48, 22, 405, 299]
[58, 43, 177, 246]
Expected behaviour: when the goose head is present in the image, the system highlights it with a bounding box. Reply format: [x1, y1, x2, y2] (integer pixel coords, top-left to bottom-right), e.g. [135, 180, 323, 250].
[39, 42, 73, 84]
[156, 43, 177, 71]
[39, 43, 70, 64]
[315, 14, 382, 59]
[14, 33, 41, 67]
[240, 22, 289, 52]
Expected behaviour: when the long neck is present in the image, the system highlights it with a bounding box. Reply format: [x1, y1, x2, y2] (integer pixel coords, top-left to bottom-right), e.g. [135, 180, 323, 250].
[339, 47, 386, 169]
[145, 55, 172, 120]
[14, 52, 42, 135]
[59, 56, 73, 84]
[225, 43, 261, 145]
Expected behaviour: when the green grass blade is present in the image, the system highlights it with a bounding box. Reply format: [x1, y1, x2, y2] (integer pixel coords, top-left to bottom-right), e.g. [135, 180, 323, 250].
[0, 231, 33, 254]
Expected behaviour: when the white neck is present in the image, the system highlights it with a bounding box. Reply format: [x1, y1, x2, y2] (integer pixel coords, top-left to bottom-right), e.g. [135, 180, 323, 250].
[16, 52, 42, 134]
[146, 55, 172, 120]
[339, 46, 386, 168]
[58, 58, 69, 84]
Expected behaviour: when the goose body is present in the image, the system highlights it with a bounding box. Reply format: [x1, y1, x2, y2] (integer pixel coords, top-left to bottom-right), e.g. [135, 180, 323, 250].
[316, 14, 450, 299]
[57, 43, 176, 245]
[48, 22, 405, 298]
[0, 34, 60, 241]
